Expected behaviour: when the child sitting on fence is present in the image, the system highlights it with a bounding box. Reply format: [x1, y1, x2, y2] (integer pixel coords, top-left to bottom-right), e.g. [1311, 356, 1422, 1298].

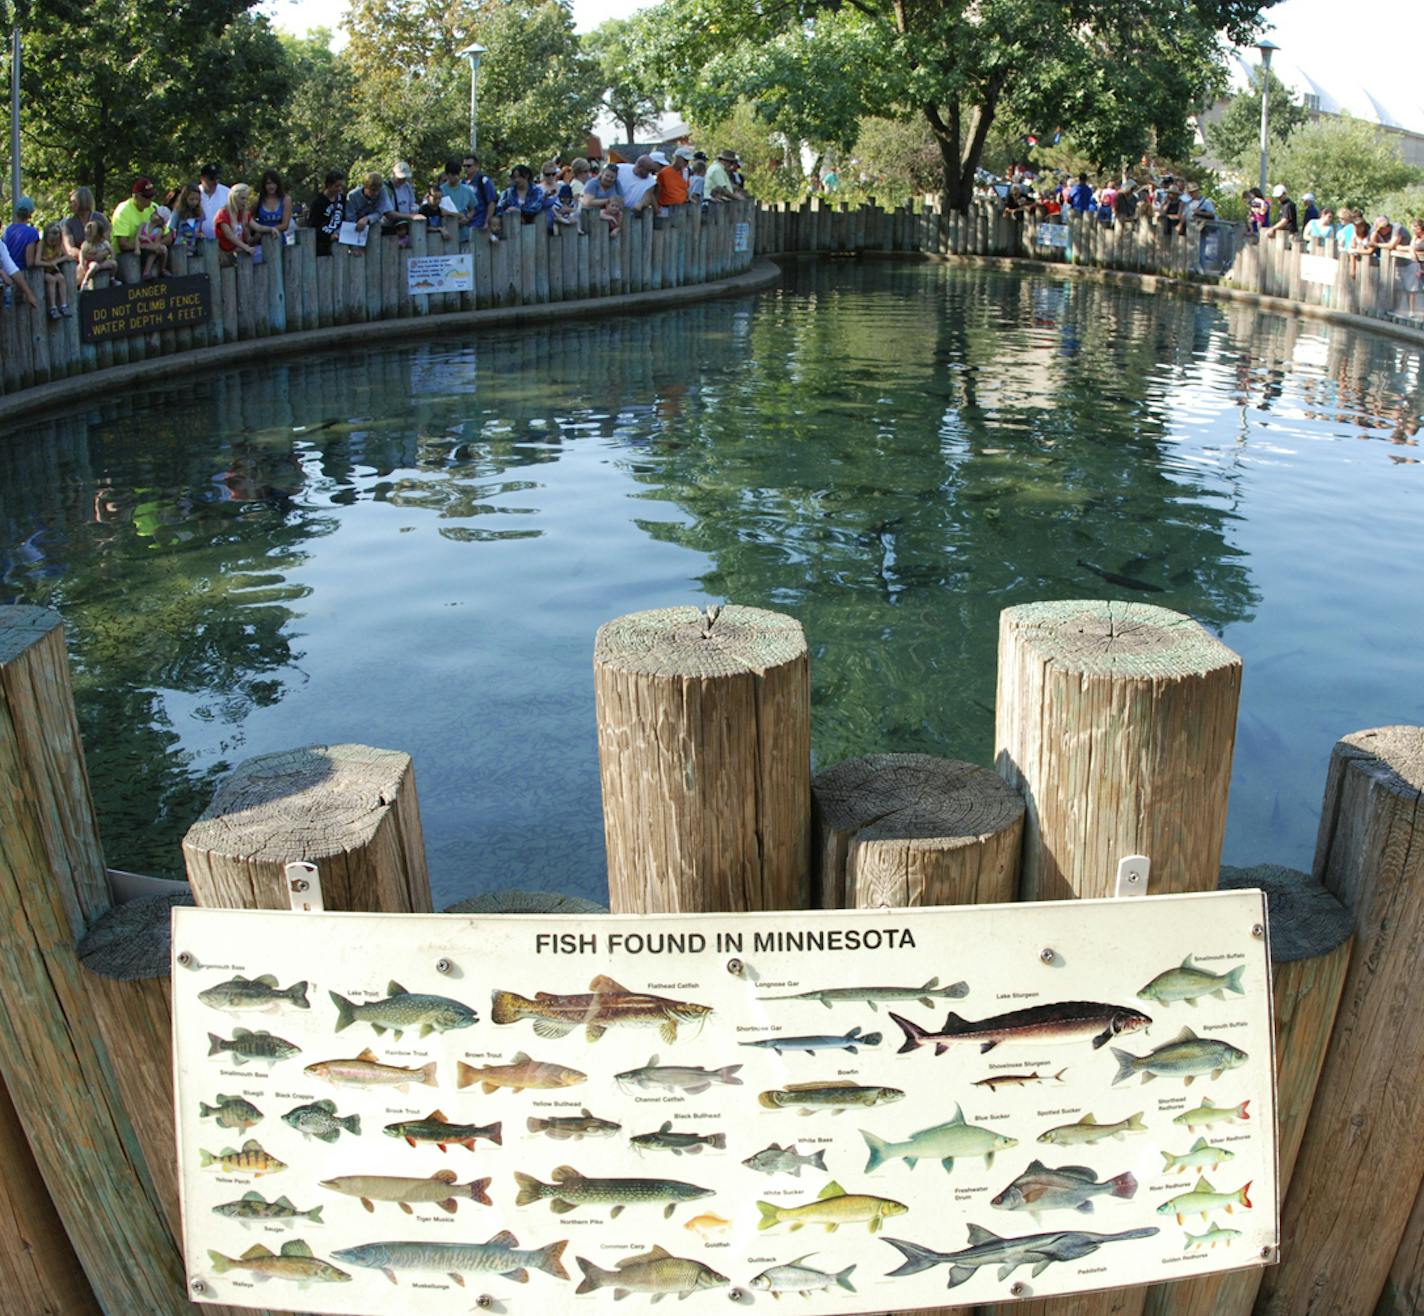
[600, 193, 624, 238]
[169, 186, 205, 255]
[78, 219, 116, 289]
[553, 183, 579, 228]
[36, 223, 75, 318]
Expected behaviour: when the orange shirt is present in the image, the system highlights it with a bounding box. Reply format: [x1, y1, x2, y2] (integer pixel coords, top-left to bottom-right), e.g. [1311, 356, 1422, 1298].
[656, 165, 690, 207]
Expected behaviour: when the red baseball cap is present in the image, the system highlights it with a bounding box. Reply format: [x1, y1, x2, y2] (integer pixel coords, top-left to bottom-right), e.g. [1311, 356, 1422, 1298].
[132, 176, 155, 194]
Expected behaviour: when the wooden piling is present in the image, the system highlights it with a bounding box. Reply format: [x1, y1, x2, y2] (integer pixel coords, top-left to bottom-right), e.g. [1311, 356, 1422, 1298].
[1382, 1185, 1424, 1316]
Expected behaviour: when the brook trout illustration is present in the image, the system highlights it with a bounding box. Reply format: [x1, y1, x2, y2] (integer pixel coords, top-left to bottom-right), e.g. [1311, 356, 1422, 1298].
[491, 976, 712, 1044]
[514, 1165, 712, 1219]
[756, 1180, 907, 1234]
[332, 1231, 568, 1285]
[319, 1170, 491, 1214]
[891, 1001, 1151, 1055]
[383, 1110, 502, 1152]
[457, 1052, 586, 1093]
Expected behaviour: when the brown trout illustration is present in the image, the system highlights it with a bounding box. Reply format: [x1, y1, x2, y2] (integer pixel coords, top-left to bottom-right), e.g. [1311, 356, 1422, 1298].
[491, 976, 712, 1044]
[457, 1052, 587, 1093]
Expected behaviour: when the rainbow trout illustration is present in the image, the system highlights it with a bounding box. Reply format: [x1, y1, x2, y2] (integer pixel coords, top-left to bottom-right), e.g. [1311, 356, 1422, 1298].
[492, 976, 712, 1044]
[891, 1001, 1151, 1055]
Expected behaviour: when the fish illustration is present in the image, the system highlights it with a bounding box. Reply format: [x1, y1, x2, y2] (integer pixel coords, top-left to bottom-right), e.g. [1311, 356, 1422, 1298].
[213, 1191, 323, 1228]
[526, 1108, 622, 1140]
[615, 1055, 743, 1095]
[384, 1111, 502, 1152]
[332, 1231, 569, 1285]
[1112, 1027, 1248, 1086]
[890, 1001, 1151, 1055]
[457, 1052, 586, 1093]
[1137, 956, 1247, 1007]
[1038, 1112, 1146, 1146]
[741, 1027, 882, 1056]
[1162, 1137, 1237, 1172]
[492, 976, 712, 1045]
[882, 1223, 1160, 1289]
[199, 975, 310, 1014]
[331, 981, 478, 1040]
[320, 1170, 492, 1214]
[760, 1081, 904, 1115]
[1173, 1098, 1251, 1132]
[575, 1246, 727, 1298]
[200, 1139, 287, 1176]
[207, 1240, 349, 1286]
[758, 978, 968, 1012]
[207, 1028, 300, 1067]
[742, 1143, 829, 1178]
[1185, 1224, 1242, 1249]
[630, 1121, 726, 1155]
[199, 1094, 263, 1131]
[282, 1099, 361, 1143]
[1156, 1177, 1252, 1223]
[990, 1161, 1137, 1216]
[861, 1104, 1016, 1174]
[684, 1213, 732, 1237]
[304, 1048, 438, 1091]
[749, 1254, 857, 1296]
[974, 1068, 1066, 1093]
[515, 1165, 712, 1219]
[757, 1180, 907, 1234]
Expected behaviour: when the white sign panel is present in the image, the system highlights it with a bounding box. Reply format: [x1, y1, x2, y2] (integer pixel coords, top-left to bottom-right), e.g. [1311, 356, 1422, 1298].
[172, 892, 1277, 1313]
[734, 222, 751, 253]
[1300, 254, 1337, 286]
[1036, 224, 1071, 248]
[408, 254, 474, 296]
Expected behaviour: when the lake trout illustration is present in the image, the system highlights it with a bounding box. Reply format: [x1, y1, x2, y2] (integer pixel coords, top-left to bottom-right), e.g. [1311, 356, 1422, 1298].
[491, 976, 712, 1044]
[891, 1001, 1151, 1055]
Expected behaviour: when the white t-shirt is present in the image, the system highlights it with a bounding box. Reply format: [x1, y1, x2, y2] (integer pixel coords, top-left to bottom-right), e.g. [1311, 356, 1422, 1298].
[0, 241, 17, 277]
[199, 183, 231, 240]
[616, 164, 658, 210]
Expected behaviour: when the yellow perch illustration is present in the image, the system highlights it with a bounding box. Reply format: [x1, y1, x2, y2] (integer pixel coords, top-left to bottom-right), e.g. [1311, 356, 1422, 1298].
[491, 976, 711, 1044]
[200, 1139, 287, 1177]
[756, 1180, 908, 1234]
[457, 1052, 586, 1093]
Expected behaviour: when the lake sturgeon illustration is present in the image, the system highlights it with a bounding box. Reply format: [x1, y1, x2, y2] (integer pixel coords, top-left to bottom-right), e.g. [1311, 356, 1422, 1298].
[891, 1001, 1151, 1055]
[330, 981, 477, 1040]
[199, 975, 310, 1014]
[332, 1231, 569, 1285]
[756, 1180, 907, 1234]
[758, 977, 968, 1012]
[492, 975, 712, 1044]
[207, 1240, 349, 1287]
[575, 1246, 728, 1299]
[320, 1171, 492, 1214]
[514, 1165, 712, 1219]
[881, 1223, 1160, 1289]
[862, 1104, 1016, 1174]
[1111, 1027, 1248, 1086]
[1137, 955, 1246, 1007]
[741, 1027, 882, 1056]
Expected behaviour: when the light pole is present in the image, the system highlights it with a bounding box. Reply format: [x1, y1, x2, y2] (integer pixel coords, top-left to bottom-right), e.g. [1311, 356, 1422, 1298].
[9, 26, 20, 210]
[458, 43, 487, 157]
[1255, 38, 1279, 196]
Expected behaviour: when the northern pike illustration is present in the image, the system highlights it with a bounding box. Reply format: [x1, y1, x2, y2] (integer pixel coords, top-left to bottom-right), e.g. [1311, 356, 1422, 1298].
[757, 1180, 907, 1234]
[862, 1104, 1016, 1174]
[1038, 1111, 1147, 1146]
[759, 978, 968, 1012]
[199, 1094, 264, 1131]
[331, 981, 478, 1040]
[882, 1223, 1160, 1289]
[304, 1047, 437, 1091]
[199, 975, 310, 1014]
[1173, 1097, 1251, 1131]
[891, 1001, 1151, 1055]
[749, 1254, 857, 1296]
[213, 1191, 323, 1227]
[514, 1165, 712, 1219]
[630, 1121, 726, 1155]
[207, 1028, 301, 1067]
[615, 1055, 742, 1095]
[200, 1139, 286, 1176]
[575, 1246, 728, 1298]
[332, 1231, 569, 1285]
[1111, 1027, 1248, 1086]
[208, 1240, 349, 1286]
[320, 1170, 492, 1214]
[759, 1080, 904, 1115]
[457, 1052, 586, 1093]
[383, 1110, 502, 1152]
[1161, 1138, 1236, 1174]
[492, 976, 712, 1044]
[991, 1161, 1138, 1216]
[741, 1026, 881, 1056]
[526, 1108, 622, 1140]
[974, 1068, 1066, 1092]
[1156, 1177, 1252, 1223]
[1137, 956, 1246, 1007]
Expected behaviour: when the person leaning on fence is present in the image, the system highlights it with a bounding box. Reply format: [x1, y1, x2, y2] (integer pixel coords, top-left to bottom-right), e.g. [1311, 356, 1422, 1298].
[1405, 218, 1424, 315]
[497, 165, 553, 230]
[306, 169, 346, 256]
[1265, 184, 1297, 240]
[347, 172, 392, 239]
[656, 148, 692, 218]
[111, 177, 170, 279]
[688, 158, 707, 204]
[459, 153, 502, 240]
[704, 150, 737, 202]
[1303, 206, 1336, 245]
[61, 187, 102, 262]
[214, 182, 257, 264]
[3, 196, 40, 270]
[168, 183, 205, 255]
[36, 223, 74, 319]
[568, 158, 592, 199]
[0, 233, 39, 309]
[580, 165, 622, 222]
[382, 161, 422, 240]
[198, 163, 230, 241]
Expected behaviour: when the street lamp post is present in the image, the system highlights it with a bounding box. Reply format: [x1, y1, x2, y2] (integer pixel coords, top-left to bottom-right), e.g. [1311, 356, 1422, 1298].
[458, 43, 487, 157]
[1255, 38, 1279, 196]
[10, 26, 20, 209]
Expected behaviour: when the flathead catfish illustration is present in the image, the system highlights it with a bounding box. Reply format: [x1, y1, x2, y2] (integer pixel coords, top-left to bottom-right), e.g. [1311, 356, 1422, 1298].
[492, 976, 712, 1044]
[891, 1002, 1151, 1055]
[882, 1223, 1160, 1289]
[199, 975, 310, 1014]
[1137, 956, 1246, 1007]
[514, 1165, 712, 1219]
[741, 1027, 881, 1056]
[1112, 1027, 1247, 1086]
[330, 981, 478, 1040]
[759, 978, 968, 1012]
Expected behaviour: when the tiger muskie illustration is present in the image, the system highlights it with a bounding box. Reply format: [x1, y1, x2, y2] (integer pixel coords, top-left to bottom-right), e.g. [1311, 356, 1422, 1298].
[491, 976, 712, 1044]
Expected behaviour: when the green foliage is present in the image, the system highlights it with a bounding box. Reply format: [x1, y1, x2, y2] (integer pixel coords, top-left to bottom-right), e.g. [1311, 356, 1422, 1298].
[1206, 69, 1308, 170]
[1373, 184, 1424, 225]
[1267, 116, 1421, 214]
[852, 118, 944, 199]
[686, 101, 804, 200]
[585, 17, 663, 145]
[250, 31, 363, 196]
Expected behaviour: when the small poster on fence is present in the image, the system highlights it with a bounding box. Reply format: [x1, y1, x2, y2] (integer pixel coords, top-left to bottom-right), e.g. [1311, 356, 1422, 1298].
[338, 221, 368, 248]
[1036, 224, 1070, 248]
[408, 254, 474, 295]
[1300, 255, 1335, 287]
[734, 222, 751, 252]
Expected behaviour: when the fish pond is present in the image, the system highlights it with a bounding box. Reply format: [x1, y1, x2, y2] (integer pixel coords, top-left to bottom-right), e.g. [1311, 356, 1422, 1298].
[1, 262, 1421, 907]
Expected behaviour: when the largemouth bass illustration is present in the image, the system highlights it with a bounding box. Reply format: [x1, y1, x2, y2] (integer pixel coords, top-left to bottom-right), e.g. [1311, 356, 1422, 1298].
[742, 1143, 828, 1178]
[332, 1230, 569, 1285]
[974, 1068, 1066, 1093]
[1137, 956, 1246, 1007]
[492, 976, 712, 1044]
[1111, 1027, 1248, 1086]
[862, 1104, 1016, 1174]
[991, 1161, 1137, 1216]
[1038, 1111, 1146, 1146]
[1162, 1137, 1237, 1173]
[199, 975, 310, 1014]
[742, 1026, 881, 1056]
[749, 1254, 857, 1296]
[757, 1180, 907, 1234]
[527, 1108, 622, 1140]
[630, 1121, 726, 1155]
[320, 1170, 492, 1214]
[1173, 1097, 1251, 1131]
[199, 1094, 263, 1131]
[514, 1165, 712, 1219]
[207, 1240, 349, 1286]
[760, 1080, 904, 1115]
[759, 978, 968, 1012]
[457, 1052, 586, 1093]
[213, 1191, 323, 1227]
[384, 1110, 502, 1152]
[891, 1001, 1151, 1055]
[883, 1223, 1159, 1289]
[304, 1047, 437, 1091]
[1157, 1177, 1252, 1223]
[331, 981, 478, 1040]
[200, 1139, 286, 1176]
[616, 1054, 742, 1095]
[282, 1100, 360, 1143]
[575, 1246, 727, 1298]
[207, 1028, 300, 1067]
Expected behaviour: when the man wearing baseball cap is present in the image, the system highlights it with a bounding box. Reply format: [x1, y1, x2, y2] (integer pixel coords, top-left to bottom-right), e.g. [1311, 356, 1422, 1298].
[111, 177, 169, 279]
[0, 199, 38, 310]
[656, 147, 693, 215]
[2, 195, 39, 270]
[382, 160, 422, 236]
[1265, 183, 1297, 239]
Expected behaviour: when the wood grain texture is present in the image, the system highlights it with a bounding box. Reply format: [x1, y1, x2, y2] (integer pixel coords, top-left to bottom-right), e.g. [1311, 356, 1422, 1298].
[1379, 1180, 1424, 1315]
[594, 605, 810, 915]
[1257, 727, 1424, 1316]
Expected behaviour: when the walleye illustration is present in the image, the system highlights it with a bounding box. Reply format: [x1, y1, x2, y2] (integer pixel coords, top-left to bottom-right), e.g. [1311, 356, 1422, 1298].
[384, 1111, 502, 1152]
[882, 1223, 1159, 1288]
[1112, 1027, 1248, 1086]
[282, 1099, 360, 1143]
[974, 1068, 1066, 1093]
[492, 976, 712, 1044]
[1162, 1137, 1237, 1173]
[684, 1212, 732, 1238]
[200, 1139, 286, 1176]
[760, 1080, 904, 1115]
[991, 1161, 1137, 1216]
[1038, 1111, 1146, 1146]
[199, 1094, 263, 1131]
[514, 1165, 712, 1219]
[749, 1254, 857, 1297]
[1185, 1224, 1242, 1249]
[891, 1001, 1151, 1055]
[1173, 1097, 1251, 1132]
[332, 1231, 569, 1285]
[527, 1108, 622, 1140]
[862, 1104, 1016, 1174]
[741, 1027, 881, 1056]
[759, 978, 968, 1012]
[458, 1052, 586, 1093]
[213, 1191, 323, 1227]
[207, 1028, 300, 1067]
[207, 1240, 349, 1287]
[1137, 956, 1246, 1007]
[331, 981, 477, 1040]
[320, 1170, 492, 1214]
[631, 1122, 726, 1155]
[199, 975, 310, 1014]
[742, 1142, 829, 1178]
[1157, 1177, 1252, 1223]
[305, 1047, 437, 1091]
[575, 1246, 727, 1299]
[757, 1180, 907, 1234]
[616, 1055, 743, 1094]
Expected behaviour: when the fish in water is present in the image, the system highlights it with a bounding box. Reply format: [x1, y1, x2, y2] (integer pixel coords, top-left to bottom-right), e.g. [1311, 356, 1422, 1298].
[1185, 1225, 1242, 1249]
[1172, 1097, 1251, 1132]
[457, 1052, 586, 1093]
[741, 1026, 881, 1056]
[383, 1110, 502, 1152]
[1038, 1112, 1147, 1146]
[758, 978, 968, 1012]
[1076, 558, 1165, 593]
[200, 1139, 287, 1176]
[207, 1028, 301, 1067]
[332, 1231, 569, 1286]
[207, 1240, 349, 1287]
[891, 1001, 1151, 1055]
[862, 1104, 1017, 1174]
[575, 1246, 728, 1299]
[974, 1068, 1067, 1093]
[684, 1213, 732, 1238]
[757, 1180, 907, 1234]
[882, 1223, 1159, 1289]
[990, 1161, 1138, 1217]
[330, 981, 478, 1040]
[319, 1170, 492, 1215]
[615, 1055, 743, 1095]
[742, 1143, 829, 1178]
[630, 1122, 726, 1156]
[749, 1254, 857, 1297]
[304, 1048, 437, 1091]
[1111, 1027, 1248, 1086]
[1137, 956, 1247, 1007]
[491, 976, 712, 1045]
[282, 1100, 361, 1143]
[1156, 1177, 1252, 1223]
[199, 1094, 264, 1131]
[213, 1191, 323, 1227]
[199, 975, 311, 1014]
[526, 1108, 622, 1140]
[1162, 1137, 1238, 1173]
[760, 1081, 905, 1115]
[514, 1166, 712, 1220]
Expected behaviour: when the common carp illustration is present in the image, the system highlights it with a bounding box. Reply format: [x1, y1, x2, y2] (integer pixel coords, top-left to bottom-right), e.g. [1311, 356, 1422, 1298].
[756, 1180, 907, 1234]
[630, 1121, 726, 1155]
[990, 1161, 1137, 1217]
[320, 1170, 492, 1214]
[1156, 1177, 1252, 1223]
[861, 1104, 1016, 1174]
[200, 1139, 287, 1176]
[207, 1028, 300, 1067]
[616, 1055, 742, 1095]
[882, 1223, 1159, 1289]
[457, 1052, 586, 1093]
[332, 1231, 569, 1285]
[282, 1100, 361, 1143]
[199, 1094, 263, 1131]
[1111, 1027, 1248, 1086]
[492, 976, 712, 1044]
[741, 1026, 881, 1056]
[759, 978, 968, 1012]
[514, 1165, 712, 1219]
[749, 1254, 857, 1297]
[331, 981, 478, 1040]
[890, 1001, 1151, 1055]
[575, 1246, 727, 1299]
[384, 1111, 502, 1152]
[213, 1191, 323, 1227]
[1173, 1097, 1251, 1132]
[1137, 956, 1247, 1007]
[742, 1143, 828, 1178]
[207, 1240, 349, 1286]
[1162, 1137, 1237, 1173]
[1185, 1224, 1242, 1249]
[974, 1068, 1066, 1093]
[199, 975, 310, 1014]
[527, 1108, 622, 1140]
[304, 1047, 437, 1091]
[759, 1080, 904, 1115]
[1037, 1111, 1146, 1146]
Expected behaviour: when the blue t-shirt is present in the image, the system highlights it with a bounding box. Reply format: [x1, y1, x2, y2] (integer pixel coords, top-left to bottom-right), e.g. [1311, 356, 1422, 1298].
[1068, 183, 1094, 212]
[3, 221, 38, 268]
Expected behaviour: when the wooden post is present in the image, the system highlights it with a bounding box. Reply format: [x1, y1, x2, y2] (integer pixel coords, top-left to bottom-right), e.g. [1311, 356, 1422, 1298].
[996, 600, 1241, 903]
[1383, 1186, 1424, 1316]
[594, 605, 810, 915]
[1258, 727, 1424, 1315]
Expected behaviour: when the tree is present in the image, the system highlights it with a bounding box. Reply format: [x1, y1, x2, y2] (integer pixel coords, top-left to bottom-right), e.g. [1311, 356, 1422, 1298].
[1269, 116, 1421, 213]
[1205, 68, 1308, 171]
[585, 17, 663, 146]
[251, 32, 365, 195]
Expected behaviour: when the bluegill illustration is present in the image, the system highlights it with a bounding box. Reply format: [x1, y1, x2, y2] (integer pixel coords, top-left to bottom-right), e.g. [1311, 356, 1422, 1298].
[1137, 955, 1246, 1007]
[527, 1108, 622, 1140]
[882, 1223, 1159, 1289]
[213, 1191, 323, 1228]
[1038, 1111, 1146, 1146]
[200, 1139, 286, 1176]
[492, 976, 711, 1045]
[1156, 1176, 1252, 1223]
[282, 1099, 360, 1143]
[199, 1094, 263, 1131]
[748, 1254, 857, 1296]
[331, 981, 477, 1040]
[1112, 1027, 1248, 1086]
[514, 1165, 712, 1219]
[457, 1052, 585, 1093]
[862, 1104, 1016, 1174]
[332, 1231, 569, 1285]
[741, 1026, 881, 1056]
[760, 1080, 904, 1115]
[207, 1028, 300, 1067]
[630, 1121, 726, 1155]
[199, 975, 310, 1014]
[759, 978, 968, 1012]
[575, 1246, 727, 1298]
[383, 1110, 502, 1152]
[207, 1240, 348, 1287]
[320, 1170, 491, 1214]
[1173, 1097, 1251, 1132]
[990, 1161, 1137, 1216]
[1162, 1137, 1237, 1172]
[616, 1055, 742, 1095]
[891, 1001, 1151, 1055]
[742, 1143, 828, 1178]
[756, 1180, 907, 1234]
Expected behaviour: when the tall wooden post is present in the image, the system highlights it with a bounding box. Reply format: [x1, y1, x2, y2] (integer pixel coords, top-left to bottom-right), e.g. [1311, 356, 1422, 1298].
[1382, 1185, 1424, 1316]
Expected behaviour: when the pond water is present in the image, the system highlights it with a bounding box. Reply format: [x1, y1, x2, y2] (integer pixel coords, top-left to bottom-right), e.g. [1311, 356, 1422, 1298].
[2, 262, 1421, 908]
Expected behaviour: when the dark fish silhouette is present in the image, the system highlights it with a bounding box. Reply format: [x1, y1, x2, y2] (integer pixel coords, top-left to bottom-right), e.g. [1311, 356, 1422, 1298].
[1077, 559, 1164, 593]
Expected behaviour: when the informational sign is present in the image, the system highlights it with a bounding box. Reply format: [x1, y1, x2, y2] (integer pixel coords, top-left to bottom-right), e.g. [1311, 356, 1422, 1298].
[734, 222, 751, 253]
[338, 221, 368, 248]
[408, 254, 474, 296]
[80, 274, 210, 343]
[172, 891, 1277, 1313]
[1300, 254, 1337, 286]
[1036, 224, 1070, 248]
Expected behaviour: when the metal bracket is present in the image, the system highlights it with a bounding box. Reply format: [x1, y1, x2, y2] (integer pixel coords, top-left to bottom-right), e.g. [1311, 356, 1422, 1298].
[285, 862, 324, 912]
[1115, 854, 1150, 899]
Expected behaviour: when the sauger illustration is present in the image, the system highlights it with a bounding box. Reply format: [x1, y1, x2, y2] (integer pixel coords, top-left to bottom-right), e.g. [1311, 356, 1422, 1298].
[890, 1001, 1152, 1055]
[514, 1165, 713, 1219]
[492, 976, 712, 1044]
[882, 1223, 1160, 1289]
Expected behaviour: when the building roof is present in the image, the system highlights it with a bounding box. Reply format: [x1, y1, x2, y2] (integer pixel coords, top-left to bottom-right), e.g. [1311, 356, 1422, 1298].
[1226, 48, 1424, 137]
